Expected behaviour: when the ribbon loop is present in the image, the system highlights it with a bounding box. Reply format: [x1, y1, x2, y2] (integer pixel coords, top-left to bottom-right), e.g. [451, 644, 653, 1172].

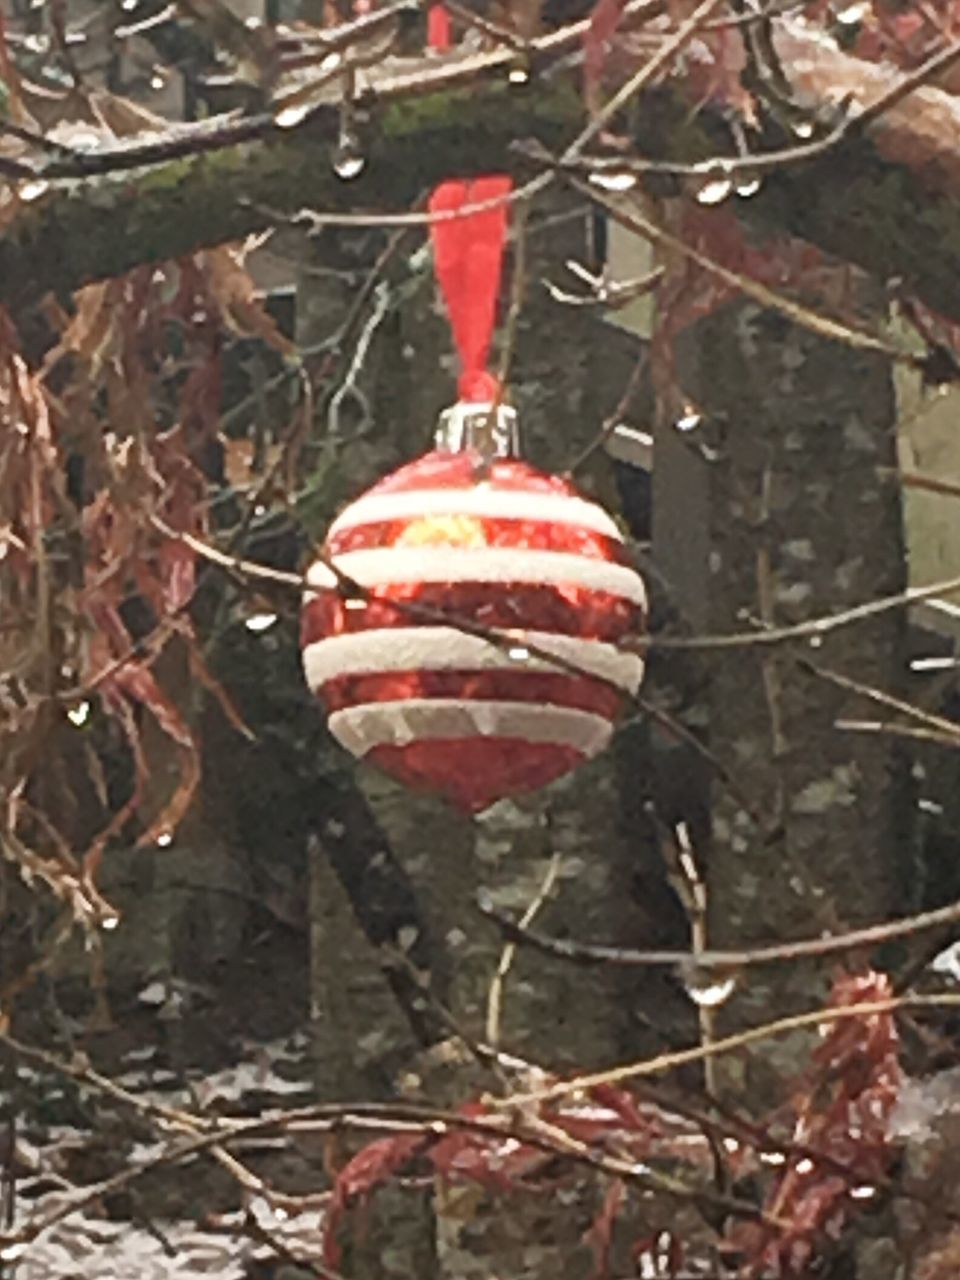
[427, 3, 452, 49]
[428, 176, 513, 404]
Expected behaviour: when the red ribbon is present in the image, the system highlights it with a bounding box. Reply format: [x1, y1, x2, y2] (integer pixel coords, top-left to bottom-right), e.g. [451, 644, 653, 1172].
[427, 3, 452, 50]
[428, 177, 512, 403]
[427, 3, 512, 404]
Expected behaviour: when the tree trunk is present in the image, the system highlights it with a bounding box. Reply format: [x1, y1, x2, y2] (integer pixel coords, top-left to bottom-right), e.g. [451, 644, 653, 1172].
[663, 300, 911, 1098]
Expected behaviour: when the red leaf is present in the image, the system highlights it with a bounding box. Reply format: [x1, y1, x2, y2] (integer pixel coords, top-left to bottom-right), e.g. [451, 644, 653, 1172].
[430, 1129, 549, 1190]
[322, 1134, 426, 1266]
[725, 969, 901, 1277]
[585, 1179, 624, 1278]
[583, 0, 626, 106]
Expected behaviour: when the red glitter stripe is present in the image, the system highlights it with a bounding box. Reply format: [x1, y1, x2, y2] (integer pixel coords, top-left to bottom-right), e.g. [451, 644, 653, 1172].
[327, 517, 628, 562]
[368, 739, 585, 812]
[301, 582, 643, 647]
[317, 670, 623, 717]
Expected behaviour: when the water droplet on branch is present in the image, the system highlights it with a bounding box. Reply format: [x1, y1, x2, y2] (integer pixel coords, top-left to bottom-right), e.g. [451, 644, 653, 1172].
[693, 162, 734, 206]
[19, 179, 50, 203]
[683, 970, 737, 1008]
[245, 612, 277, 633]
[674, 409, 703, 433]
[588, 171, 638, 193]
[274, 101, 311, 130]
[333, 132, 366, 180]
[735, 173, 762, 199]
[67, 701, 91, 727]
[679, 957, 738, 1008]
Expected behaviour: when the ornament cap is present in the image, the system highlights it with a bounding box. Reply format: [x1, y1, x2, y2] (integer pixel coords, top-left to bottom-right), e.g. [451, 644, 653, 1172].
[435, 400, 519, 459]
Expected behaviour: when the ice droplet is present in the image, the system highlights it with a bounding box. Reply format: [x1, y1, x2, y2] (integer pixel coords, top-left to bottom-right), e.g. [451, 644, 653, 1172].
[245, 612, 277, 633]
[675, 409, 702, 433]
[19, 179, 50, 203]
[836, 3, 867, 23]
[274, 101, 311, 130]
[931, 939, 960, 981]
[101, 912, 120, 931]
[67, 701, 91, 727]
[735, 174, 763, 199]
[138, 980, 167, 1006]
[694, 163, 734, 206]
[684, 970, 737, 1009]
[508, 645, 530, 662]
[333, 133, 366, 180]
[156, 831, 173, 848]
[588, 171, 638, 193]
[793, 120, 815, 139]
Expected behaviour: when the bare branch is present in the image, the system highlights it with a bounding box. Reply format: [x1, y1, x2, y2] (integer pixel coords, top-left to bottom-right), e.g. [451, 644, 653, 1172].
[477, 888, 960, 971]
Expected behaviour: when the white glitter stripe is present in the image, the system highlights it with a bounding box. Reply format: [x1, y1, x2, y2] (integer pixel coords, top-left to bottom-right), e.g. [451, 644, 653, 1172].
[305, 546, 646, 606]
[327, 699, 613, 759]
[329, 487, 623, 540]
[303, 627, 643, 692]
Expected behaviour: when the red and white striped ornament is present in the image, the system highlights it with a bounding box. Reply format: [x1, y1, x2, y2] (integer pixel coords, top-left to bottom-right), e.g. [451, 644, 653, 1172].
[301, 7, 645, 811]
[301, 441, 647, 812]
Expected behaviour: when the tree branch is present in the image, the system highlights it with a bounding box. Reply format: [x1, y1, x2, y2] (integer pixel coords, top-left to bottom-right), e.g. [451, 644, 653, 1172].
[7, 17, 960, 321]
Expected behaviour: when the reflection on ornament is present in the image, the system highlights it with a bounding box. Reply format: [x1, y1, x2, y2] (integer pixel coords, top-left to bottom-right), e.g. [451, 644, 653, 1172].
[301, 440, 647, 812]
[397, 513, 486, 548]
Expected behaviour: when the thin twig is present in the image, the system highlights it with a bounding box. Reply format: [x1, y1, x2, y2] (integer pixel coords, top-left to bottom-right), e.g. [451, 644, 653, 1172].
[895, 467, 960, 500]
[384, 948, 513, 1088]
[651, 569, 960, 651]
[570, 178, 919, 368]
[661, 823, 720, 1094]
[564, 347, 649, 477]
[557, 34, 960, 183]
[495, 197, 530, 393]
[443, 0, 530, 51]
[0, 1038, 771, 1235]
[0, 1032, 281, 1214]
[490, 992, 960, 1108]
[476, 886, 960, 970]
[800, 659, 960, 744]
[564, 0, 728, 159]
[256, 172, 551, 234]
[486, 851, 561, 1048]
[834, 718, 960, 748]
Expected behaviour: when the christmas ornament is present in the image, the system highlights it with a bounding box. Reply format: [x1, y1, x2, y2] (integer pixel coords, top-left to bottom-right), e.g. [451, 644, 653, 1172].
[301, 443, 646, 812]
[299, 2, 646, 811]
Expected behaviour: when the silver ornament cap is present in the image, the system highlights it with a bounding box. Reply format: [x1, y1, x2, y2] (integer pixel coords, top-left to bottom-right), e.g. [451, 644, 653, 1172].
[434, 401, 520, 459]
